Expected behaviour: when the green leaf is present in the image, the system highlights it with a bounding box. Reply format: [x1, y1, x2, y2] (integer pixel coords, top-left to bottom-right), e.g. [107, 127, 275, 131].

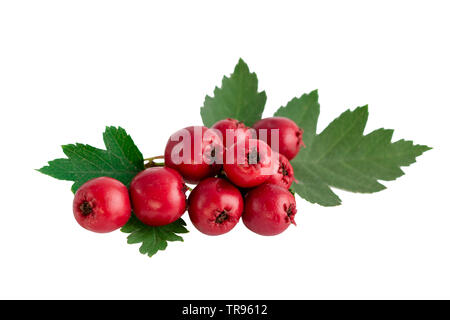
[39, 126, 189, 258]
[38, 126, 144, 193]
[201, 58, 267, 127]
[275, 91, 431, 206]
[121, 215, 189, 258]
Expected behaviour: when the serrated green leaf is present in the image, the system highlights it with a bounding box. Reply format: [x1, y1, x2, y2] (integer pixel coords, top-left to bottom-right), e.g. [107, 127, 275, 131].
[121, 215, 189, 258]
[39, 126, 189, 258]
[201, 58, 267, 127]
[38, 126, 144, 192]
[275, 91, 431, 206]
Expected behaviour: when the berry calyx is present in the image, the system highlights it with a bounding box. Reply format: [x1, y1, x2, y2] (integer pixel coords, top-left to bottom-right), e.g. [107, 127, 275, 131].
[253, 117, 305, 160]
[266, 153, 295, 189]
[73, 177, 132, 233]
[130, 167, 187, 226]
[188, 177, 243, 235]
[79, 201, 93, 215]
[215, 211, 229, 224]
[164, 126, 223, 184]
[223, 139, 275, 188]
[242, 183, 297, 236]
[211, 118, 254, 148]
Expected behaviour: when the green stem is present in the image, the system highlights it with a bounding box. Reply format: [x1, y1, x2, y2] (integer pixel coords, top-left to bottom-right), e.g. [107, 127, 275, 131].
[144, 155, 165, 168]
[144, 155, 164, 162]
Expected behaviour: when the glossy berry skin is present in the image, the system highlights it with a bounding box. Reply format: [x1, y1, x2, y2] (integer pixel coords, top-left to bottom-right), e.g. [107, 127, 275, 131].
[211, 118, 254, 148]
[223, 139, 275, 188]
[188, 178, 243, 236]
[243, 184, 297, 236]
[253, 117, 304, 160]
[266, 153, 295, 189]
[130, 167, 186, 226]
[73, 177, 131, 233]
[164, 126, 223, 184]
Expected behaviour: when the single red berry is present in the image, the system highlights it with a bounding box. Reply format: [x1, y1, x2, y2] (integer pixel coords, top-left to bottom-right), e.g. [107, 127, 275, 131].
[266, 153, 295, 189]
[164, 126, 223, 184]
[130, 167, 187, 226]
[73, 177, 131, 233]
[188, 177, 243, 235]
[223, 139, 275, 188]
[211, 118, 254, 148]
[243, 184, 297, 236]
[253, 117, 304, 160]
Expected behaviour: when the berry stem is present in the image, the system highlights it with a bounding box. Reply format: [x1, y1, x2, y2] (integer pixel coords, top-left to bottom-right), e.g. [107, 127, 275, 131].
[144, 155, 164, 162]
[144, 155, 165, 168]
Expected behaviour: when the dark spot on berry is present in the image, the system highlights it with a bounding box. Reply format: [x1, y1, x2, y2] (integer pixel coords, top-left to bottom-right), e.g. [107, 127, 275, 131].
[280, 162, 289, 177]
[247, 148, 260, 164]
[80, 201, 93, 216]
[285, 203, 296, 218]
[215, 211, 229, 224]
[206, 146, 219, 165]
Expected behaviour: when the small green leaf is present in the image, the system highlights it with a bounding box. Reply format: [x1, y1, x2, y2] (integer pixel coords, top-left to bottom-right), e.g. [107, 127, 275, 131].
[201, 58, 267, 127]
[38, 126, 144, 192]
[121, 215, 189, 258]
[275, 91, 431, 206]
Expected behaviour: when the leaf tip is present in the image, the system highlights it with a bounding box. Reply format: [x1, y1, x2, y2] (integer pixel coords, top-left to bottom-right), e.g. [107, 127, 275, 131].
[357, 104, 369, 113]
[237, 57, 247, 66]
[35, 167, 45, 174]
[234, 58, 250, 74]
[422, 145, 433, 152]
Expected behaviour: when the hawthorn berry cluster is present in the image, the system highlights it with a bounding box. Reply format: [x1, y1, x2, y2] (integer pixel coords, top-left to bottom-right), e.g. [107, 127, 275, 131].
[73, 117, 304, 236]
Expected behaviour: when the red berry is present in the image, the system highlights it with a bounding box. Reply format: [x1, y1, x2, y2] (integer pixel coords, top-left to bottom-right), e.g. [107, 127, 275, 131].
[223, 139, 275, 188]
[130, 167, 186, 226]
[211, 118, 254, 148]
[188, 177, 243, 235]
[73, 177, 131, 233]
[253, 117, 304, 160]
[243, 184, 297, 236]
[266, 153, 295, 189]
[164, 126, 223, 184]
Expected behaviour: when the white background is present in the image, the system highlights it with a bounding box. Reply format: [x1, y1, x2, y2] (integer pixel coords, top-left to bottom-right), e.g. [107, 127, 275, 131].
[0, 1, 449, 299]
